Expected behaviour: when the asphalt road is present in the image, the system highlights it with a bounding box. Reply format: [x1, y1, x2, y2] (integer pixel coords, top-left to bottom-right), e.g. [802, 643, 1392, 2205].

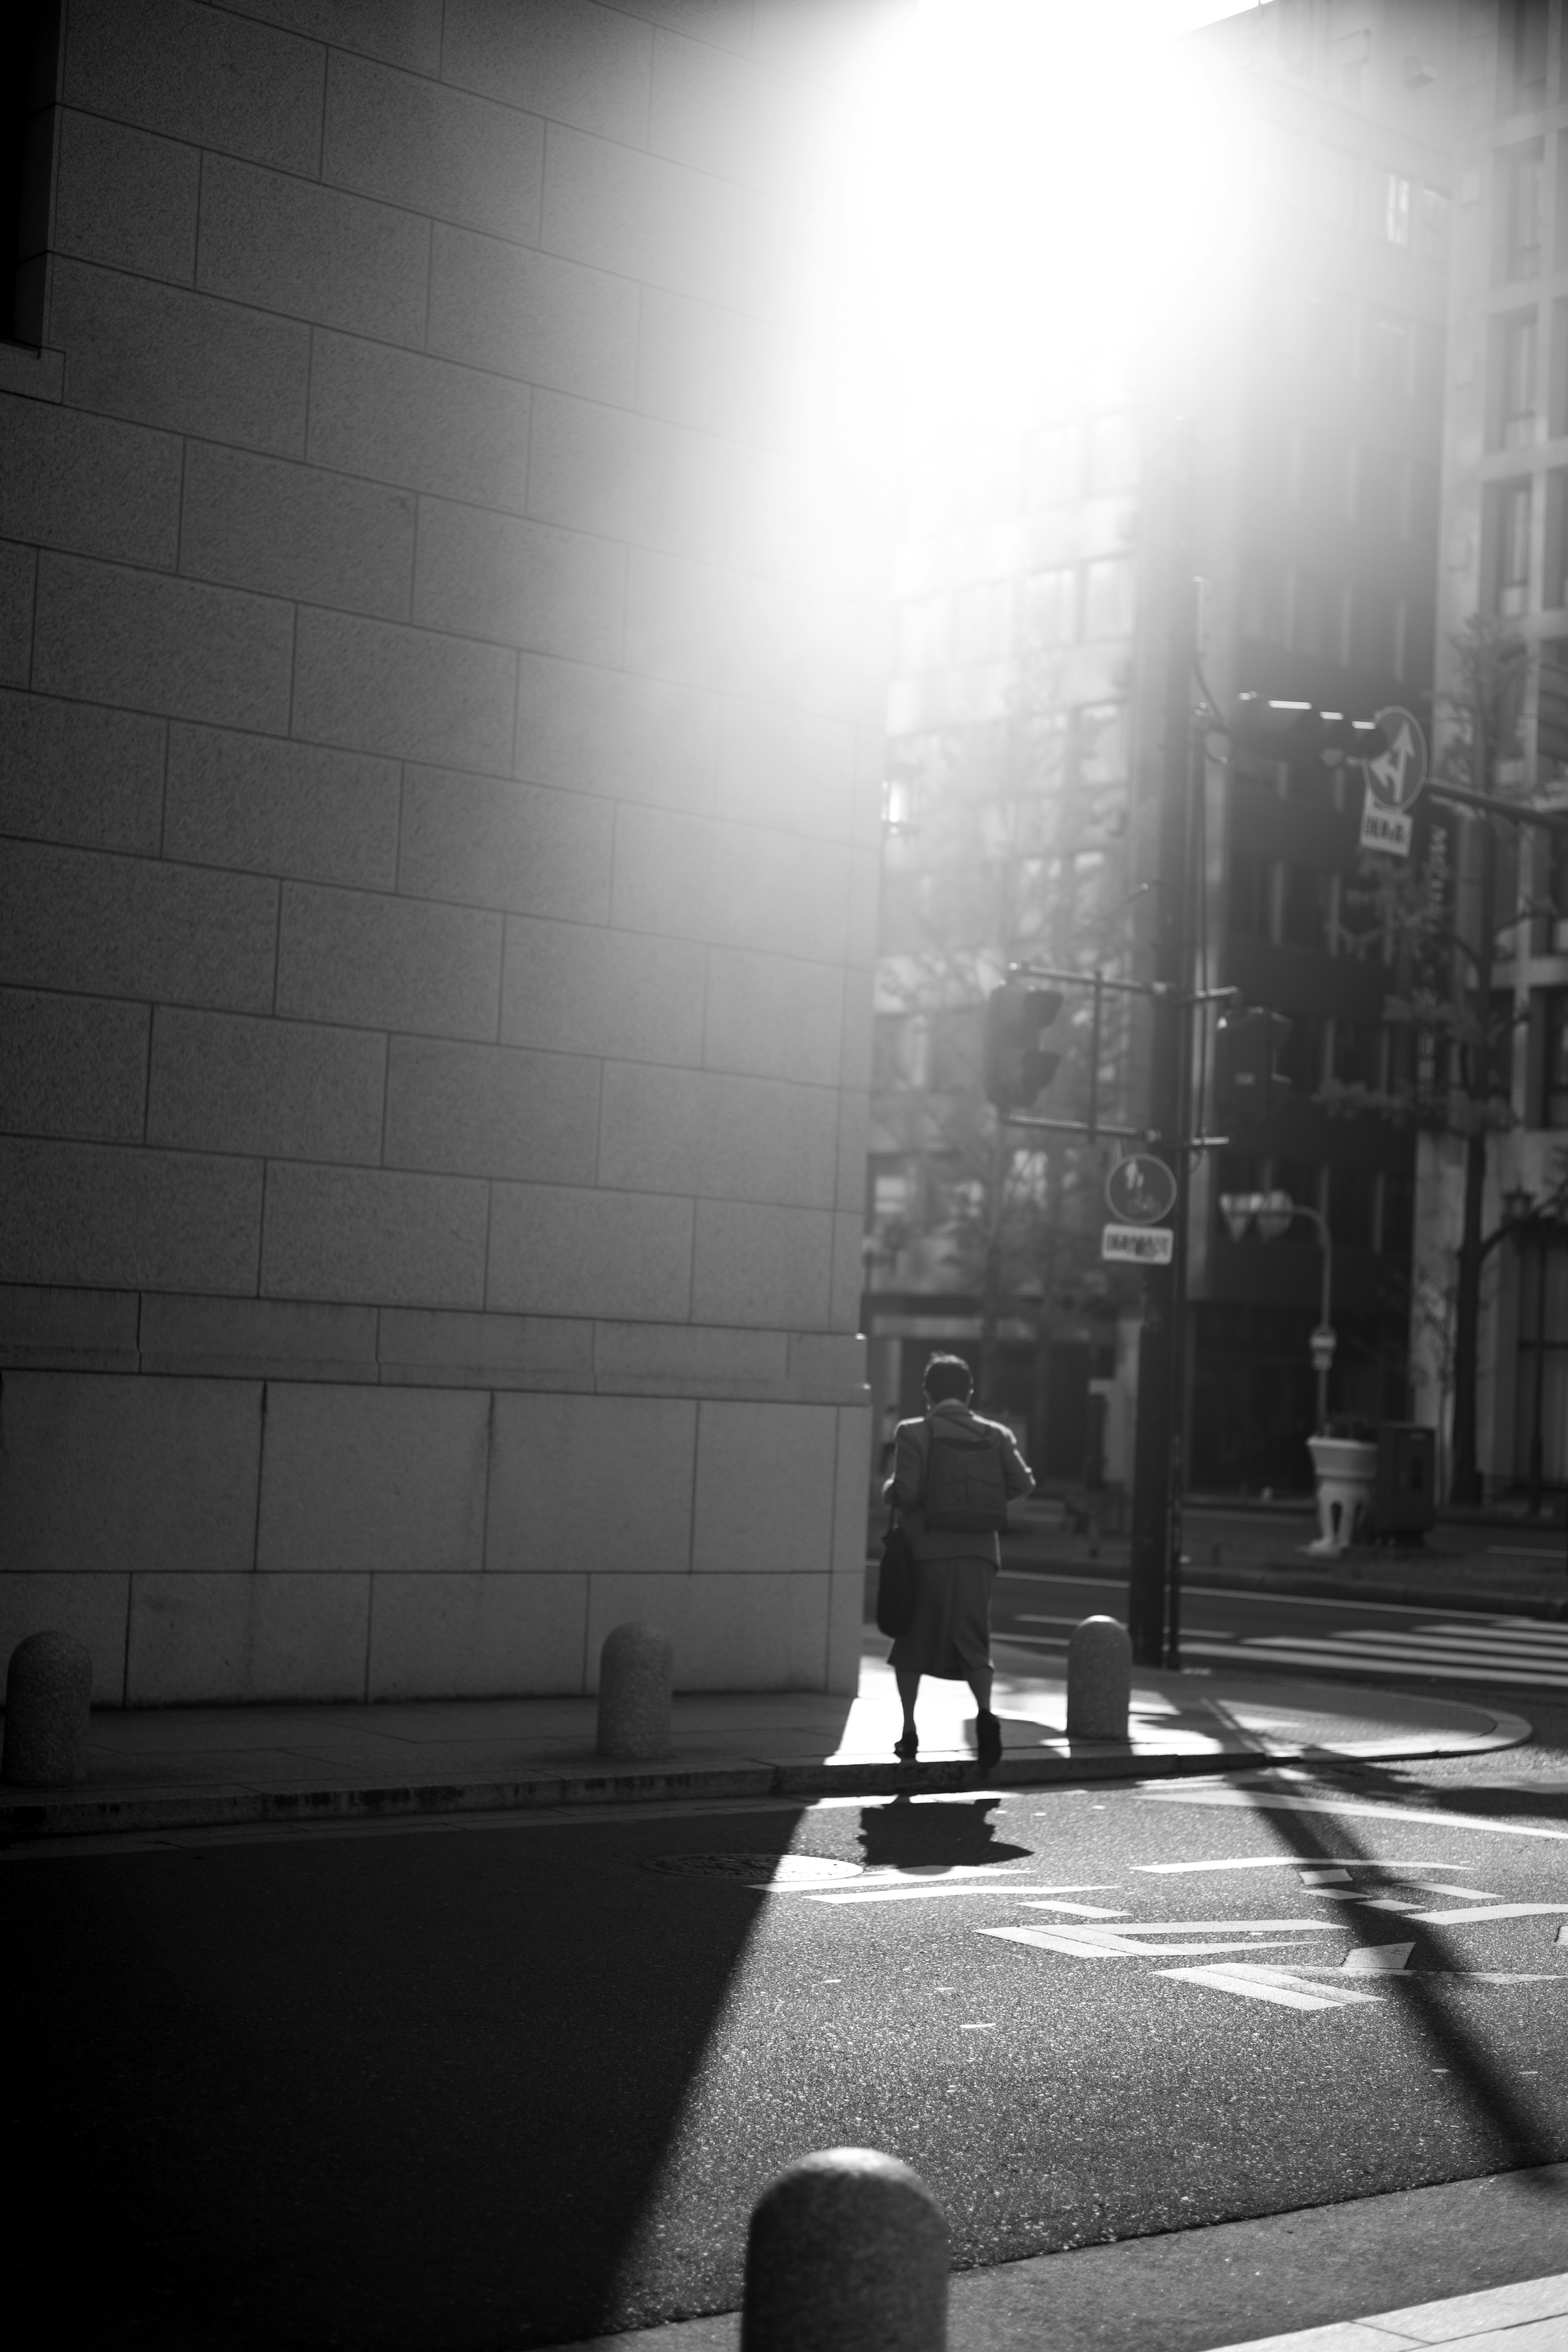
[14, 1764, 1568, 2352]
[991, 1566, 1568, 1697]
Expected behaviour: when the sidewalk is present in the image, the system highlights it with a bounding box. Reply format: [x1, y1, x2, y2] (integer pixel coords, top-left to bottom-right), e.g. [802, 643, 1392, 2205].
[542, 2165, 1568, 2352]
[0, 1633, 1528, 1843]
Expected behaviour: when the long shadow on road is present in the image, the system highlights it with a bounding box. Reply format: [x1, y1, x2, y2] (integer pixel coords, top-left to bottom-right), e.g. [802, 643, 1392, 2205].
[12, 1809, 808, 2352]
[1222, 1764, 1568, 2176]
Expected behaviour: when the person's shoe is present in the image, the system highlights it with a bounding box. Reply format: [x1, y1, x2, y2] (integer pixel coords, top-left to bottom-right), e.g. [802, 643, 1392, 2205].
[893, 1731, 919, 1762]
[976, 1710, 1003, 1773]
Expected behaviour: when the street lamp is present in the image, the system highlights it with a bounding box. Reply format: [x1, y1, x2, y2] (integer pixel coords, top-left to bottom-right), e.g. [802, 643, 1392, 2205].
[1219, 1189, 1336, 1429]
[1500, 1184, 1558, 1517]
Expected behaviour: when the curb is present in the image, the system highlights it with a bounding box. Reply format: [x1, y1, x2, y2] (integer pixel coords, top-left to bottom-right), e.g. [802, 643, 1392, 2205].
[0, 1711, 1531, 1842]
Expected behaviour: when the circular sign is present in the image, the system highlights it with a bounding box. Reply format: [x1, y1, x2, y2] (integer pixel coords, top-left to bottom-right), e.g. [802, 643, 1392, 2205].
[1105, 1154, 1177, 1224]
[1363, 706, 1428, 813]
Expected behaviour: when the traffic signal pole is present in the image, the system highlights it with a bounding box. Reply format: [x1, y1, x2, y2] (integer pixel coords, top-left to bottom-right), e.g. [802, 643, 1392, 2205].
[1128, 425, 1199, 1672]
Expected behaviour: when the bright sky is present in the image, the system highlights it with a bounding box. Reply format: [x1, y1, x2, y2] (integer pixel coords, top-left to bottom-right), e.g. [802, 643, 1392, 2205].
[836, 0, 1266, 465]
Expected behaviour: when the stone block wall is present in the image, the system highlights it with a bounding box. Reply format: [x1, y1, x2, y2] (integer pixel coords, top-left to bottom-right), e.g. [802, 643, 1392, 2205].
[0, 0, 891, 1704]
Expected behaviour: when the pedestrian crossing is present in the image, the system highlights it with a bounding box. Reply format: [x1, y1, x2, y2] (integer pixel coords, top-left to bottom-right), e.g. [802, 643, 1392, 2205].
[1007, 1610, 1568, 1688]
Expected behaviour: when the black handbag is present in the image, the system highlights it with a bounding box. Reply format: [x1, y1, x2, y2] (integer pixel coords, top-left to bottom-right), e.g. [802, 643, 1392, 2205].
[875, 1509, 917, 1638]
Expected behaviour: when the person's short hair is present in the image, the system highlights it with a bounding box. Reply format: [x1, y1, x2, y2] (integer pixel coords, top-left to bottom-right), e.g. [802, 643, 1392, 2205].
[923, 1353, 973, 1405]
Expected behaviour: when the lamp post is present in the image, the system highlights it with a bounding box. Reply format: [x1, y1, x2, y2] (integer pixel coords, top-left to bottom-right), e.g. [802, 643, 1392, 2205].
[1501, 1184, 1558, 1518]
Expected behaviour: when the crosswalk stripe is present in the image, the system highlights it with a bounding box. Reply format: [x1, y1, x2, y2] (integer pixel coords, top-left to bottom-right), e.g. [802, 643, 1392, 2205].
[1178, 1637, 1566, 1686]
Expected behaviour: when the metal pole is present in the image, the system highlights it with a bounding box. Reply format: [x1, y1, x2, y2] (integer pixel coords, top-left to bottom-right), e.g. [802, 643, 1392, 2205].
[1129, 419, 1197, 1670]
[1529, 1227, 1547, 1515]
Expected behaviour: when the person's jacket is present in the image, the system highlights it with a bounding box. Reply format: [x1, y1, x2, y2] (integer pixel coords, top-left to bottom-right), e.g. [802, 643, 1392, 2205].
[882, 1399, 1034, 1564]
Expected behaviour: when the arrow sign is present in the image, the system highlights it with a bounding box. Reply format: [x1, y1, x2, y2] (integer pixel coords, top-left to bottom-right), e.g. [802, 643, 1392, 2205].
[1364, 706, 1427, 813]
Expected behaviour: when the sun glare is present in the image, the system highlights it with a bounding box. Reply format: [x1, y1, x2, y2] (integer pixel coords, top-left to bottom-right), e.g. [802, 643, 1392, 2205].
[836, 0, 1256, 470]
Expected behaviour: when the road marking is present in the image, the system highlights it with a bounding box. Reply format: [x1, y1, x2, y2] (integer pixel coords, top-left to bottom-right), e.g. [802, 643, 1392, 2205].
[1138, 1786, 1568, 1841]
[982, 1927, 1323, 1958]
[1019, 1899, 1129, 1916]
[1178, 1639, 1568, 1687]
[748, 1864, 1078, 1893]
[1157, 1964, 1384, 2011]
[1340, 1943, 1414, 1973]
[1134, 1856, 1465, 1875]
[803, 1882, 1104, 1906]
[1404, 1902, 1568, 1924]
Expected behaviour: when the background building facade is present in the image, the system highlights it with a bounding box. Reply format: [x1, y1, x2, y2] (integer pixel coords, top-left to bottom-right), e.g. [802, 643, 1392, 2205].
[0, 0, 892, 1704]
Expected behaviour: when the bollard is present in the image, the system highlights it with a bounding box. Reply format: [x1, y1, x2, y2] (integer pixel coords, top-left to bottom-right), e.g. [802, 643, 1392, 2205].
[595, 1621, 674, 1760]
[1066, 1614, 1131, 1741]
[2, 1630, 93, 1786]
[741, 2147, 947, 2352]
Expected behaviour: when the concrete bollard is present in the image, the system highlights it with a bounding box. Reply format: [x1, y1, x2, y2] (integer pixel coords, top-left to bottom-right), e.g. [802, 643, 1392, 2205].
[2, 1630, 93, 1786]
[1066, 1614, 1131, 1741]
[595, 1622, 674, 1761]
[741, 2147, 947, 2352]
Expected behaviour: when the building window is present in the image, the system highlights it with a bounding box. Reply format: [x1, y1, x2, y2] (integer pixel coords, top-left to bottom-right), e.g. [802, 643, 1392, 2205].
[1382, 173, 1412, 246]
[1025, 427, 1078, 507]
[896, 595, 951, 675]
[1500, 142, 1544, 281]
[1414, 321, 1445, 406]
[1364, 309, 1411, 391]
[954, 579, 1012, 666]
[1544, 991, 1568, 1126]
[1506, 0, 1550, 107]
[1349, 584, 1397, 674]
[1229, 854, 1273, 941]
[1492, 310, 1539, 447]
[1082, 557, 1134, 640]
[1329, 1164, 1378, 1251]
[1281, 864, 1334, 950]
[1486, 479, 1535, 614]
[1076, 703, 1129, 786]
[1332, 1019, 1384, 1087]
[1351, 442, 1401, 535]
[1240, 561, 1288, 645]
[1292, 571, 1343, 659]
[1024, 567, 1075, 647]
[1418, 186, 1450, 263]
[1085, 413, 1138, 494]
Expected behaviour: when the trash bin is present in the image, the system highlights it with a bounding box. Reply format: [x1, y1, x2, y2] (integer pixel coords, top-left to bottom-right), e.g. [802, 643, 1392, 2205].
[1374, 1423, 1436, 1543]
[1307, 1436, 1376, 1555]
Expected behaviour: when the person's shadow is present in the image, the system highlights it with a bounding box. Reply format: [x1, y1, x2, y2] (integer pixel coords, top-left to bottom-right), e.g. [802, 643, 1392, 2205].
[858, 1794, 1033, 1871]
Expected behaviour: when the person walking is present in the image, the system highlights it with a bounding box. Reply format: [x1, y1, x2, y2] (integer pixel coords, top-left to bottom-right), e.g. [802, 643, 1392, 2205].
[882, 1353, 1034, 1772]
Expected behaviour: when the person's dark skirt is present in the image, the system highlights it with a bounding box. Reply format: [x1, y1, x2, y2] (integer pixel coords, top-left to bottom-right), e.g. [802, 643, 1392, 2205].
[887, 1556, 995, 1680]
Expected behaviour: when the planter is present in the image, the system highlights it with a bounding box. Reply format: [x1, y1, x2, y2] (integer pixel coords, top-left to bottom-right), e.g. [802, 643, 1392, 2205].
[1307, 1436, 1377, 1556]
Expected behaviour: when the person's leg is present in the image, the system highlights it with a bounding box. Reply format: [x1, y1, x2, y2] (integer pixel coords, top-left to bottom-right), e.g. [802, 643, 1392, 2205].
[895, 1667, 921, 1755]
[966, 1667, 992, 1716]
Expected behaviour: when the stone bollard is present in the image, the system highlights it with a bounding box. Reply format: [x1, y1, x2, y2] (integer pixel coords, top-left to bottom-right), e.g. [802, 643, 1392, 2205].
[741, 2147, 947, 2352]
[595, 1622, 674, 1761]
[2, 1630, 94, 1786]
[1066, 1614, 1131, 1741]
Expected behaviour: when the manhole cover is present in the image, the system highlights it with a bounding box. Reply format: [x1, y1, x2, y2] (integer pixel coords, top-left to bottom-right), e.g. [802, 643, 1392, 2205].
[643, 1851, 862, 1882]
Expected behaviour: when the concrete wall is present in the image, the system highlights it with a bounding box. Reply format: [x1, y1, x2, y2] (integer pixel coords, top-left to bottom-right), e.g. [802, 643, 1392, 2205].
[0, 0, 892, 1703]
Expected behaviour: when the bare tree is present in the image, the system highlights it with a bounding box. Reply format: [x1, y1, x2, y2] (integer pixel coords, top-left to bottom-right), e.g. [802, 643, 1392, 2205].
[874, 676, 1136, 1411]
[1319, 615, 1532, 1501]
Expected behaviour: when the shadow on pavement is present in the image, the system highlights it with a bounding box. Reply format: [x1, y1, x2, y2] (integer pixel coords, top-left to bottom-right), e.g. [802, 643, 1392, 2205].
[14, 1809, 808, 2351]
[1243, 1769, 1567, 2175]
[856, 1793, 1033, 1870]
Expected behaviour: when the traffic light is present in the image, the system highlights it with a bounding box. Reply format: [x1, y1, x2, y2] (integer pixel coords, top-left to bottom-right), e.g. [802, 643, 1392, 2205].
[1231, 696, 1390, 770]
[1214, 1007, 1291, 1131]
[983, 984, 1064, 1112]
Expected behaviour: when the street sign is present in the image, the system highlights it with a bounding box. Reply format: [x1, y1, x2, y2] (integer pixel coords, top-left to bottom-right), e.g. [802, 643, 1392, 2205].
[1358, 705, 1427, 861]
[1105, 1154, 1178, 1224]
[1365, 706, 1428, 810]
[1103, 1223, 1174, 1265]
